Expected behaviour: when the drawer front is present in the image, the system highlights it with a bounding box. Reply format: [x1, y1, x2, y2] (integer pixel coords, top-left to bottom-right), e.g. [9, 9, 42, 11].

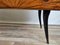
[0, 0, 41, 8]
[0, 0, 60, 10]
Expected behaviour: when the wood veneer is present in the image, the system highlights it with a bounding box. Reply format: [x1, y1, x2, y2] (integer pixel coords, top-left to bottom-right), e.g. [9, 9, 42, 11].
[0, 0, 60, 10]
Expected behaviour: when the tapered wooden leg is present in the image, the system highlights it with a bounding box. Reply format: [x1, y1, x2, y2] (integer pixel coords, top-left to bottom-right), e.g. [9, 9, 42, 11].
[43, 10, 50, 44]
[38, 10, 42, 28]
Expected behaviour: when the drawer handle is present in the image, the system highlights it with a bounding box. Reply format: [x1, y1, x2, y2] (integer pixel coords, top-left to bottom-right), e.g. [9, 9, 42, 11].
[43, 0, 49, 2]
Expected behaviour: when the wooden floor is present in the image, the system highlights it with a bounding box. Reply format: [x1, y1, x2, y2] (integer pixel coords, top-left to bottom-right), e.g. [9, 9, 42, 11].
[0, 23, 60, 45]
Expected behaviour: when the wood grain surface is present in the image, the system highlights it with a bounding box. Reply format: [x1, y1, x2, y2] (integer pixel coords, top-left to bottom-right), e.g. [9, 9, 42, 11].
[0, 0, 60, 10]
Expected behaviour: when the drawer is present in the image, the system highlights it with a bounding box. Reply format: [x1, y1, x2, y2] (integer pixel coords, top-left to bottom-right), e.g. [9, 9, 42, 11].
[0, 0, 41, 7]
[0, 0, 60, 10]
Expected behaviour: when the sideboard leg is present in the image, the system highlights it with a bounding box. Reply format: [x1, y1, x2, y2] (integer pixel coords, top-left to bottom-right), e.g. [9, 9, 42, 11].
[38, 10, 42, 28]
[43, 10, 50, 44]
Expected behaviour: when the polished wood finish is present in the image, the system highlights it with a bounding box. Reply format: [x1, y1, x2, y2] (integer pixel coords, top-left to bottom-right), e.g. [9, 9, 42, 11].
[0, 0, 60, 10]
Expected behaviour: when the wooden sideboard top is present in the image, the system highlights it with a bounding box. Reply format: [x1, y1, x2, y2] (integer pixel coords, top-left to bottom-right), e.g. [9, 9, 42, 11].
[0, 0, 60, 10]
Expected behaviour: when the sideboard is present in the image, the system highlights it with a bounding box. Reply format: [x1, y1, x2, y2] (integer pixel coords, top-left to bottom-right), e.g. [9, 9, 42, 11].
[0, 0, 60, 44]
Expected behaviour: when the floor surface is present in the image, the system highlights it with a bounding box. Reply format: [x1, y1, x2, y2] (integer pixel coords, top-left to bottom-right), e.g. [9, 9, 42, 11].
[0, 23, 60, 45]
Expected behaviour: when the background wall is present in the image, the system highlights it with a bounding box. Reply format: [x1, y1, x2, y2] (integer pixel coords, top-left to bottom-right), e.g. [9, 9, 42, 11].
[0, 9, 60, 25]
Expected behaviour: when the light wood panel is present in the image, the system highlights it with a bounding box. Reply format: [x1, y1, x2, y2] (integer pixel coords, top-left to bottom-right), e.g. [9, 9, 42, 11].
[0, 0, 60, 10]
[0, 24, 60, 45]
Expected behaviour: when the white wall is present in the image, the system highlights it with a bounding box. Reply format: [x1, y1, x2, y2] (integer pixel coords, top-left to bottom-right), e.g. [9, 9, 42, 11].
[0, 9, 60, 25]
